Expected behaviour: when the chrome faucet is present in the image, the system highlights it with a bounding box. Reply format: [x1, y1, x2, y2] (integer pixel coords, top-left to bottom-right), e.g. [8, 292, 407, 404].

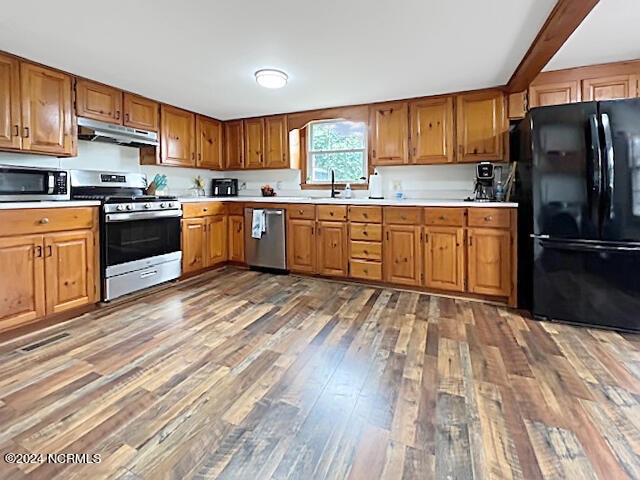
[331, 169, 340, 198]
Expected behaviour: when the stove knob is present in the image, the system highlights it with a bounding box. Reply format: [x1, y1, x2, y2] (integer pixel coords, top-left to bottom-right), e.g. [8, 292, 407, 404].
[116, 205, 125, 212]
[160, 202, 166, 208]
[144, 203, 152, 209]
[126, 204, 133, 211]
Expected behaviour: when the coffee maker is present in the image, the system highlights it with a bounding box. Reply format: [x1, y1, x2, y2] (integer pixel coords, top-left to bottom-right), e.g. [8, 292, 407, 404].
[474, 162, 495, 201]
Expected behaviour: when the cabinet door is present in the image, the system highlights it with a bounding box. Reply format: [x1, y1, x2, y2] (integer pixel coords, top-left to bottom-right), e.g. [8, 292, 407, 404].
[467, 228, 511, 297]
[225, 120, 244, 169]
[244, 118, 264, 169]
[123, 93, 159, 131]
[384, 225, 422, 286]
[196, 115, 223, 169]
[44, 230, 95, 315]
[264, 115, 288, 168]
[370, 101, 409, 165]
[582, 75, 636, 101]
[456, 91, 505, 163]
[529, 81, 579, 107]
[160, 104, 195, 166]
[21, 62, 73, 155]
[424, 227, 465, 292]
[76, 79, 122, 124]
[409, 97, 454, 164]
[228, 215, 245, 263]
[317, 221, 347, 276]
[507, 91, 528, 120]
[182, 218, 206, 273]
[206, 215, 228, 266]
[288, 218, 316, 273]
[0, 53, 21, 150]
[0, 235, 45, 331]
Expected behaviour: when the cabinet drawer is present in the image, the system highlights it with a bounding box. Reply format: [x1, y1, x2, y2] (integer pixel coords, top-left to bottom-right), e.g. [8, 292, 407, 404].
[384, 207, 422, 225]
[467, 208, 511, 228]
[0, 207, 96, 236]
[288, 204, 315, 220]
[182, 202, 226, 218]
[425, 207, 466, 227]
[350, 223, 382, 242]
[226, 203, 244, 216]
[348, 206, 382, 223]
[350, 260, 382, 281]
[350, 241, 382, 261]
[317, 204, 347, 221]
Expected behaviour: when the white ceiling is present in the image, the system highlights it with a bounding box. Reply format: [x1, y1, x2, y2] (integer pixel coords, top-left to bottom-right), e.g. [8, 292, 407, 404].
[545, 0, 640, 71]
[0, 0, 559, 120]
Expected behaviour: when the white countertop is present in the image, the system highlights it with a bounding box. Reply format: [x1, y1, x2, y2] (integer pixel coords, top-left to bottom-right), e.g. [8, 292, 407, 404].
[0, 200, 101, 209]
[179, 196, 518, 208]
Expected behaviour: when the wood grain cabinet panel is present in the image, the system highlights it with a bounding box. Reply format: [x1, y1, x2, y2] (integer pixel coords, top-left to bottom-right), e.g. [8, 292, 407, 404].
[20, 62, 73, 155]
[409, 96, 454, 164]
[181, 218, 206, 274]
[196, 115, 223, 170]
[264, 115, 288, 168]
[76, 79, 122, 124]
[288, 204, 315, 220]
[288, 219, 316, 273]
[0, 53, 21, 150]
[350, 223, 382, 242]
[349, 260, 382, 281]
[424, 207, 466, 227]
[348, 206, 382, 223]
[160, 105, 196, 167]
[244, 118, 264, 169]
[123, 93, 159, 131]
[384, 225, 421, 286]
[424, 227, 465, 292]
[317, 221, 347, 277]
[44, 230, 95, 315]
[370, 101, 409, 165]
[0, 235, 45, 330]
[582, 75, 638, 101]
[467, 227, 511, 297]
[206, 215, 227, 266]
[224, 120, 244, 170]
[456, 90, 506, 163]
[228, 215, 245, 263]
[317, 205, 347, 221]
[529, 81, 579, 107]
[467, 208, 510, 228]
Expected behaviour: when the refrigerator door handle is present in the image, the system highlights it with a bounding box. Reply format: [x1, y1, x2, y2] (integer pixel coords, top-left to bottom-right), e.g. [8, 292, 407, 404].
[538, 239, 640, 252]
[588, 114, 603, 205]
[600, 113, 615, 222]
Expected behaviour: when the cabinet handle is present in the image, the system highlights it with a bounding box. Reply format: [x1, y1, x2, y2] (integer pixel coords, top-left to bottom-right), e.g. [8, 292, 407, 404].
[329, 211, 334, 216]
[23, 127, 30, 138]
[311, 227, 314, 235]
[363, 230, 368, 236]
[386, 231, 389, 241]
[39, 217, 49, 224]
[363, 250, 368, 254]
[372, 149, 376, 158]
[317, 226, 321, 236]
[400, 215, 407, 220]
[34, 245, 42, 257]
[485, 215, 493, 221]
[203, 208, 208, 212]
[13, 125, 19, 137]
[282, 153, 286, 161]
[198, 153, 201, 161]
[363, 212, 368, 218]
[192, 152, 195, 160]
[46, 245, 52, 257]
[237, 224, 242, 233]
[413, 147, 416, 156]
[125, 113, 130, 122]
[439, 215, 446, 220]
[469, 236, 473, 246]
[364, 269, 368, 274]
[298, 209, 304, 214]
[115, 110, 121, 120]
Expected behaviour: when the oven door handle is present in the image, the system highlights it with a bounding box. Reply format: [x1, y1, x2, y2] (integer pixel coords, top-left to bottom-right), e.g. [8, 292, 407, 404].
[105, 210, 183, 223]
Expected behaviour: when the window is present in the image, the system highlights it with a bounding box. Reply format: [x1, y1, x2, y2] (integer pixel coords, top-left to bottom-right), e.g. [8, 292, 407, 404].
[306, 120, 367, 183]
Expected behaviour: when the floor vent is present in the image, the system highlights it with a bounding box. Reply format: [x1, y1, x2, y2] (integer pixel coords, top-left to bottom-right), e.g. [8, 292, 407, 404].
[19, 332, 70, 352]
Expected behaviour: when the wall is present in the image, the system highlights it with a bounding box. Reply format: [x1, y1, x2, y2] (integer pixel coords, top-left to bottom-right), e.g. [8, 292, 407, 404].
[0, 142, 502, 200]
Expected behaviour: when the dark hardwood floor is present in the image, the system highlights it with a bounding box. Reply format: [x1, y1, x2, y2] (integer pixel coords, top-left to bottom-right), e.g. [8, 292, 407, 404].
[0, 267, 639, 479]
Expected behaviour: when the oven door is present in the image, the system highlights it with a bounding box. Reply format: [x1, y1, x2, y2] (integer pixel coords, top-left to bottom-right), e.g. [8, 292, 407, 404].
[103, 213, 181, 268]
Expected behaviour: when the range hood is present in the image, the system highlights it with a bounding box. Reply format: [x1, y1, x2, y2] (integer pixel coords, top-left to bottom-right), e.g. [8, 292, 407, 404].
[77, 117, 159, 147]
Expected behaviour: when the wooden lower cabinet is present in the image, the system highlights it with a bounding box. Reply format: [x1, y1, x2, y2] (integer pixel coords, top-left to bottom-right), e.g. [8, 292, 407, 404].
[288, 219, 316, 273]
[424, 227, 465, 292]
[467, 227, 511, 297]
[317, 221, 347, 277]
[206, 215, 227, 266]
[228, 215, 245, 263]
[181, 218, 206, 274]
[384, 225, 422, 286]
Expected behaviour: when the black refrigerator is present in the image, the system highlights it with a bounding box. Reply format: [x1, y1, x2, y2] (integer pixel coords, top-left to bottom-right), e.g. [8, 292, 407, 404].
[514, 98, 640, 332]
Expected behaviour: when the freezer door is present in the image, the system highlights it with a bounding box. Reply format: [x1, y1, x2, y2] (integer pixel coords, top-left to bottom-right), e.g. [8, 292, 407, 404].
[597, 99, 640, 242]
[533, 238, 640, 332]
[530, 103, 600, 240]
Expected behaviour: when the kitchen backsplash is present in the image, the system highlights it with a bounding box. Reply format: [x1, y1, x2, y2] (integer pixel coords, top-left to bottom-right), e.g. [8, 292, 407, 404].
[0, 141, 503, 200]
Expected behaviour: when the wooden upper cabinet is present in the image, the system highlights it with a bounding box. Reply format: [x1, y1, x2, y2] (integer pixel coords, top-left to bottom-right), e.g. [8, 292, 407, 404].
[424, 227, 465, 292]
[196, 115, 223, 169]
[508, 91, 528, 120]
[264, 115, 288, 168]
[160, 104, 195, 166]
[20, 62, 73, 156]
[456, 90, 505, 163]
[370, 101, 409, 165]
[123, 93, 159, 131]
[467, 227, 511, 297]
[76, 79, 122, 124]
[529, 81, 579, 107]
[244, 118, 264, 169]
[582, 75, 638, 101]
[0, 53, 21, 150]
[409, 96, 454, 164]
[225, 120, 244, 170]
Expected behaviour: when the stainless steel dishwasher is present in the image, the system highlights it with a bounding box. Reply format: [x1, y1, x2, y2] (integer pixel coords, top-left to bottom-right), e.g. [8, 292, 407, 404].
[244, 207, 287, 270]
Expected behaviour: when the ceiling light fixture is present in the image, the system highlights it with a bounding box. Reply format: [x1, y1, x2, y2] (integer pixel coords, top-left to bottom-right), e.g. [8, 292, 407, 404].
[255, 69, 288, 89]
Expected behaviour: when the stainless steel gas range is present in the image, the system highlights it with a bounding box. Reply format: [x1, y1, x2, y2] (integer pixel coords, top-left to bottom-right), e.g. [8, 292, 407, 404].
[71, 170, 182, 301]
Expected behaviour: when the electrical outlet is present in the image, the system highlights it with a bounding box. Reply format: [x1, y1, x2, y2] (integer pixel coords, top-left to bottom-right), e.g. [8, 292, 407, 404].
[240, 182, 247, 190]
[276, 181, 283, 190]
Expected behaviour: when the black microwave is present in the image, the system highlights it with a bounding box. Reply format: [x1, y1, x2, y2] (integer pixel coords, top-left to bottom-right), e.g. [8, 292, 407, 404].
[211, 178, 238, 197]
[0, 165, 70, 201]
